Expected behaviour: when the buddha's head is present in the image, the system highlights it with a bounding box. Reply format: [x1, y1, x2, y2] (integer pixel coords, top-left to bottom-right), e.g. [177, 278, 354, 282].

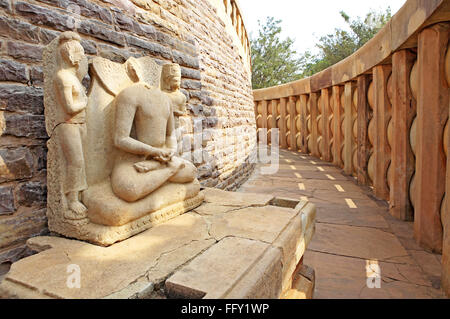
[161, 63, 181, 92]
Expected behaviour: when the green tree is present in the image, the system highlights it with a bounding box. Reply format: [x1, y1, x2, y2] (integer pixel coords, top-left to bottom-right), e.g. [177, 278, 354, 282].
[251, 17, 302, 89]
[300, 8, 392, 77]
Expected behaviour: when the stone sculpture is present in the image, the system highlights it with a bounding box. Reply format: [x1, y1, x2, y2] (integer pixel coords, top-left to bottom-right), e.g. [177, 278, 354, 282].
[161, 63, 188, 155]
[44, 32, 89, 222]
[44, 32, 204, 246]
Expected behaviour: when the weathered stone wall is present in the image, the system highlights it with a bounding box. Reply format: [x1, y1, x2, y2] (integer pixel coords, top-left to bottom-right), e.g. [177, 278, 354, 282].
[0, 0, 256, 272]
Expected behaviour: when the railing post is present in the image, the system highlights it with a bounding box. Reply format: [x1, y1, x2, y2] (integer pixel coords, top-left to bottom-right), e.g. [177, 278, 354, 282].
[270, 100, 278, 134]
[288, 96, 297, 151]
[390, 50, 416, 221]
[279, 97, 288, 149]
[300, 94, 308, 153]
[321, 88, 331, 161]
[332, 86, 343, 167]
[357, 75, 371, 185]
[344, 82, 354, 175]
[444, 42, 450, 299]
[414, 24, 450, 252]
[373, 65, 392, 201]
[310, 93, 319, 157]
[261, 100, 268, 130]
[231, 2, 237, 27]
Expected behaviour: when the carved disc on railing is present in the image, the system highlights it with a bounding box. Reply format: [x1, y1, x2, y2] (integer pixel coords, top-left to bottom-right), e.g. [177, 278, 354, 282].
[410, 116, 417, 156]
[387, 162, 393, 190]
[341, 117, 345, 137]
[307, 115, 311, 133]
[368, 154, 375, 183]
[256, 115, 263, 127]
[329, 114, 334, 136]
[286, 115, 291, 130]
[352, 89, 358, 113]
[441, 195, 447, 228]
[352, 148, 358, 175]
[266, 115, 272, 129]
[330, 138, 334, 162]
[410, 61, 418, 101]
[387, 119, 393, 148]
[368, 119, 375, 146]
[410, 174, 417, 209]
[318, 96, 322, 114]
[318, 115, 323, 135]
[444, 120, 449, 158]
[257, 102, 263, 115]
[318, 136, 323, 157]
[353, 119, 358, 139]
[296, 115, 301, 131]
[387, 75, 393, 104]
[307, 135, 313, 153]
[445, 44, 450, 87]
[368, 82, 374, 110]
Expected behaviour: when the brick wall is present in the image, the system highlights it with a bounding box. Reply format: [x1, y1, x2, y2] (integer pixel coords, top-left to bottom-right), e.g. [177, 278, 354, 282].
[0, 0, 256, 272]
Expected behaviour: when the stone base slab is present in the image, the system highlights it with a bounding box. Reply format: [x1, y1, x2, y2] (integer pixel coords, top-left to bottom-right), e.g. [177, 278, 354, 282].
[0, 188, 315, 299]
[49, 192, 205, 247]
[282, 264, 316, 299]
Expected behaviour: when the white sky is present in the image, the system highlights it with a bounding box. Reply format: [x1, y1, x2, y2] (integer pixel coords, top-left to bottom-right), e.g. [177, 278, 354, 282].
[238, 0, 407, 55]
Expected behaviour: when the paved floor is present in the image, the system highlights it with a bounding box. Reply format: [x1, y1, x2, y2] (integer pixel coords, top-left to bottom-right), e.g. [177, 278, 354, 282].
[237, 149, 446, 299]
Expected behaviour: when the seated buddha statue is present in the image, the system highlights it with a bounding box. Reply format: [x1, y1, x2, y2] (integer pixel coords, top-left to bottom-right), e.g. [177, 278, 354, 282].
[110, 58, 198, 203]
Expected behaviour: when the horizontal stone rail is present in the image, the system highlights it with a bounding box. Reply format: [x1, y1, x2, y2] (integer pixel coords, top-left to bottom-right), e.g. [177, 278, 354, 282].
[252, 0, 450, 297]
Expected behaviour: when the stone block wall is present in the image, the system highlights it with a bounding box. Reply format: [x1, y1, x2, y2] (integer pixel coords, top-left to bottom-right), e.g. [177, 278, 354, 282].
[0, 0, 256, 272]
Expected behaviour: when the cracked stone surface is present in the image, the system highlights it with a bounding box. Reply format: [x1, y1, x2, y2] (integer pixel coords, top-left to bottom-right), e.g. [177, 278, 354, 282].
[0, 187, 315, 299]
[238, 149, 446, 299]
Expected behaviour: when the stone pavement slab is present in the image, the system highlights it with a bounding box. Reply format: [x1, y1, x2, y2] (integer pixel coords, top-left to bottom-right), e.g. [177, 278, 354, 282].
[0, 188, 316, 299]
[238, 149, 446, 299]
[304, 250, 444, 299]
[315, 206, 389, 229]
[308, 223, 408, 262]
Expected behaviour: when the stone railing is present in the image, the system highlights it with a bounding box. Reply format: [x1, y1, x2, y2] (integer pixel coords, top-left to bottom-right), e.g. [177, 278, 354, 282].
[209, 0, 251, 68]
[253, 0, 450, 296]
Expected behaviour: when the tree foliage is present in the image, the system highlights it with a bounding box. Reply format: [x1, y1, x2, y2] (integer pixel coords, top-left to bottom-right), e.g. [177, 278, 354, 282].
[300, 8, 392, 77]
[251, 17, 302, 90]
[250, 8, 392, 89]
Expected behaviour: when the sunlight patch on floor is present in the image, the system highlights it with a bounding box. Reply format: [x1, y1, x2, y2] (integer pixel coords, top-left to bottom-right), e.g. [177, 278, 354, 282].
[345, 198, 357, 208]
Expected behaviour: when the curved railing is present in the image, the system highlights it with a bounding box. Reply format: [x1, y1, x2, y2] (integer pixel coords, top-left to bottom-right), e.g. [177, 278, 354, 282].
[209, 0, 251, 69]
[253, 0, 450, 295]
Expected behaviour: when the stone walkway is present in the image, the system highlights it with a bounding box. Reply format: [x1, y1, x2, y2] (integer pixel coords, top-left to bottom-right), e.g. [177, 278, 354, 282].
[238, 149, 446, 299]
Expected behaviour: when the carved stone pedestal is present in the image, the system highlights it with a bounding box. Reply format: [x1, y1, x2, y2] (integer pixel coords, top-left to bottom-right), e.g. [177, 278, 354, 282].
[0, 189, 316, 299]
